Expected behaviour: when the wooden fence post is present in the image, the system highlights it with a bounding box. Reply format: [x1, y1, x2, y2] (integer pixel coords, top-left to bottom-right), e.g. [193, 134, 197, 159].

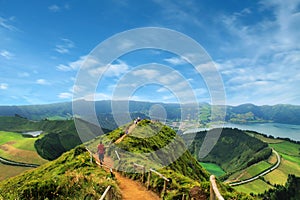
[147, 171, 151, 190]
[161, 179, 167, 198]
[210, 179, 215, 200]
[142, 166, 145, 183]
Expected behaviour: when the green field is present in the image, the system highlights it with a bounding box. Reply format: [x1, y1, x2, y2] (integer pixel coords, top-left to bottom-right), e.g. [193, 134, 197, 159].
[227, 160, 272, 182]
[270, 141, 300, 157]
[199, 162, 226, 177]
[0, 131, 48, 181]
[230, 134, 300, 195]
[234, 179, 273, 194]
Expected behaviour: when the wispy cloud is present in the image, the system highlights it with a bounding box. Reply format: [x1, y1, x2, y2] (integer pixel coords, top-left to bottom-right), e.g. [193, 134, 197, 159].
[88, 60, 129, 77]
[58, 92, 72, 99]
[48, 4, 70, 12]
[0, 16, 17, 31]
[55, 38, 75, 54]
[36, 79, 49, 85]
[164, 57, 187, 65]
[0, 50, 14, 59]
[0, 83, 8, 90]
[214, 0, 300, 105]
[57, 56, 86, 71]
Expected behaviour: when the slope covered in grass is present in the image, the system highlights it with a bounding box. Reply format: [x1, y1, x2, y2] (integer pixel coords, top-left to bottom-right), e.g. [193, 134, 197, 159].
[0, 116, 111, 161]
[185, 128, 272, 174]
[87, 120, 252, 199]
[0, 146, 121, 200]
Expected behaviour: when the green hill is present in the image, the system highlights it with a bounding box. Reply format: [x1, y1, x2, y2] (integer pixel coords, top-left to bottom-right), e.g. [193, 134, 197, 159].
[185, 128, 272, 175]
[0, 116, 111, 160]
[0, 120, 253, 199]
[87, 120, 252, 199]
[0, 146, 121, 200]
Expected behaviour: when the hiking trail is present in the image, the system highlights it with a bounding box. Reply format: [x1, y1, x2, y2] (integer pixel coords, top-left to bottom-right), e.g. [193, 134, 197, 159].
[115, 123, 136, 144]
[95, 122, 160, 200]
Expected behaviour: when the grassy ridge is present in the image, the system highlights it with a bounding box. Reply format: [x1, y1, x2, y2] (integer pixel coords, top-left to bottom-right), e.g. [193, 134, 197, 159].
[0, 146, 121, 200]
[87, 120, 252, 199]
[185, 128, 272, 174]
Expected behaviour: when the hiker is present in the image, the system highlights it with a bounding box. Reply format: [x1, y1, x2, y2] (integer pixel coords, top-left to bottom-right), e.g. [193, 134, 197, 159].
[97, 142, 105, 165]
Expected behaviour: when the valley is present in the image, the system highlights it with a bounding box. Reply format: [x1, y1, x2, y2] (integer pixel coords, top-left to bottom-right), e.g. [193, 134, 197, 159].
[0, 113, 299, 199]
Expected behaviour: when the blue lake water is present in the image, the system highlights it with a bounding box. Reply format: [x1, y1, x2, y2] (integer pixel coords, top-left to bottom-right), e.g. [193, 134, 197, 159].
[185, 123, 300, 141]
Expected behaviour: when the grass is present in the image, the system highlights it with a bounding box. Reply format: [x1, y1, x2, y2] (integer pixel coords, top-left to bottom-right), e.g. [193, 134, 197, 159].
[234, 179, 273, 195]
[230, 133, 300, 195]
[227, 160, 272, 182]
[270, 141, 300, 157]
[0, 146, 122, 200]
[0, 164, 32, 181]
[0, 131, 47, 165]
[199, 162, 226, 177]
[250, 133, 283, 144]
[264, 157, 300, 185]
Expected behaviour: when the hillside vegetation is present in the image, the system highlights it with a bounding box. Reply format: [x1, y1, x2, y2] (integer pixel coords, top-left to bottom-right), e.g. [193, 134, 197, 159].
[0, 116, 110, 160]
[0, 146, 121, 200]
[185, 128, 272, 175]
[1, 101, 300, 125]
[87, 120, 252, 199]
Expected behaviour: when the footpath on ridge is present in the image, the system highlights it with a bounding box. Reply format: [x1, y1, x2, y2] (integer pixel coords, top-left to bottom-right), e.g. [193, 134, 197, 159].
[94, 122, 160, 200]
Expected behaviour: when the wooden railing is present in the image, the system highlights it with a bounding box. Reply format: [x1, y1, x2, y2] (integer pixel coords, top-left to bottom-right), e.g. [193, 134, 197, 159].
[210, 175, 224, 200]
[87, 148, 224, 199]
[99, 185, 111, 200]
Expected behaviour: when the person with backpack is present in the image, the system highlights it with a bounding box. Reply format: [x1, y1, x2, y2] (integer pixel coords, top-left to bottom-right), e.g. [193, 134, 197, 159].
[97, 142, 105, 165]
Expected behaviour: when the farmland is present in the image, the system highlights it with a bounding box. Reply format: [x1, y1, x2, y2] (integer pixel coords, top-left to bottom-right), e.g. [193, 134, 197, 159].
[0, 131, 47, 180]
[230, 133, 300, 194]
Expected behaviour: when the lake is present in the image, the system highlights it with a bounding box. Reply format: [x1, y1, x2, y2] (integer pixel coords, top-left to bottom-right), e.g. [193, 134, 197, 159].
[22, 131, 43, 137]
[185, 123, 300, 141]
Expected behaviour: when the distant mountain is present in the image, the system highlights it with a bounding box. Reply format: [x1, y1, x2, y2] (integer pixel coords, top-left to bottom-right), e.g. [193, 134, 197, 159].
[1, 101, 300, 125]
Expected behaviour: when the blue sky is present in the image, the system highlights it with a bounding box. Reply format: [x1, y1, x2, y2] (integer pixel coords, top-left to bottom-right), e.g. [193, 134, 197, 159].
[0, 0, 299, 106]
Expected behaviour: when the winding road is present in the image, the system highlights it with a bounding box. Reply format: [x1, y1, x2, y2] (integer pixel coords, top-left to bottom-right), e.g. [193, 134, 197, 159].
[229, 148, 281, 186]
[0, 156, 39, 168]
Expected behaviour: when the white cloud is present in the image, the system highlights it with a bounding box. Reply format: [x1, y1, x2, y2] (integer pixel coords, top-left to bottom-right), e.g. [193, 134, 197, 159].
[88, 60, 129, 77]
[132, 69, 160, 80]
[164, 57, 187, 65]
[55, 38, 75, 54]
[48, 4, 70, 12]
[57, 55, 102, 72]
[0, 16, 17, 31]
[58, 92, 72, 99]
[0, 50, 14, 59]
[36, 79, 49, 85]
[0, 83, 8, 90]
[57, 56, 86, 71]
[48, 4, 61, 12]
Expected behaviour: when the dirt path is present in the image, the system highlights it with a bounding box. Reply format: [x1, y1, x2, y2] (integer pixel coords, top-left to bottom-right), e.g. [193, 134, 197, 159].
[115, 123, 136, 144]
[115, 172, 159, 200]
[94, 122, 159, 199]
[95, 155, 159, 200]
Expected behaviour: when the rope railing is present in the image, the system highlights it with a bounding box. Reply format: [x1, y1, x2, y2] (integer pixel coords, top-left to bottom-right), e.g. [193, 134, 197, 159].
[209, 175, 224, 200]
